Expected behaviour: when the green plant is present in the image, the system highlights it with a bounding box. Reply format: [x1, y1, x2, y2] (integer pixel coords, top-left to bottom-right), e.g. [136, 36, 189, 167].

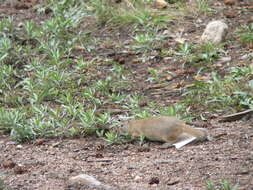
[195, 0, 213, 15]
[175, 42, 194, 65]
[135, 110, 151, 118]
[147, 68, 159, 82]
[97, 112, 111, 127]
[139, 134, 146, 146]
[0, 65, 16, 91]
[196, 42, 221, 64]
[238, 23, 253, 45]
[104, 131, 120, 144]
[0, 108, 22, 132]
[10, 123, 36, 143]
[206, 179, 239, 190]
[183, 67, 253, 113]
[0, 37, 12, 63]
[159, 105, 177, 117]
[0, 17, 14, 38]
[174, 42, 222, 67]
[0, 108, 35, 142]
[89, 0, 173, 26]
[82, 88, 102, 106]
[126, 94, 144, 109]
[24, 21, 40, 40]
[131, 32, 164, 53]
[0, 0, 193, 144]
[0, 178, 12, 190]
[79, 109, 98, 135]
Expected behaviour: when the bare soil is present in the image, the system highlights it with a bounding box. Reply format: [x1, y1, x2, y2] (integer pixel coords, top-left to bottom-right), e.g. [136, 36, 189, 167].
[0, 0, 253, 190]
[1, 120, 253, 190]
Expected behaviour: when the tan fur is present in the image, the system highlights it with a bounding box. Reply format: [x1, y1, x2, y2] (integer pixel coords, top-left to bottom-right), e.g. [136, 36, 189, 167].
[122, 116, 209, 144]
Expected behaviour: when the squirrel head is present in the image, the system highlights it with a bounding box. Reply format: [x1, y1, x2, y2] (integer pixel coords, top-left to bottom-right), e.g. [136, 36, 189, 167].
[195, 128, 212, 141]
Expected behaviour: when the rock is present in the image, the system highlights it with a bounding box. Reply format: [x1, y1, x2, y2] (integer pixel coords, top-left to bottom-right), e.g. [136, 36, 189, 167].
[167, 177, 180, 185]
[216, 56, 231, 64]
[69, 174, 101, 186]
[69, 174, 114, 190]
[134, 175, 141, 181]
[14, 164, 28, 174]
[153, 0, 168, 9]
[240, 53, 253, 60]
[148, 177, 160, 185]
[16, 144, 23, 149]
[224, 0, 236, 5]
[201, 20, 228, 44]
[6, 141, 17, 145]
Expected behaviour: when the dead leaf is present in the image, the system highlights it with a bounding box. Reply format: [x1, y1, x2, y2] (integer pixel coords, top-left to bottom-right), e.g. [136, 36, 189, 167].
[165, 74, 174, 81]
[139, 100, 148, 107]
[73, 45, 85, 51]
[193, 75, 211, 81]
[95, 153, 104, 158]
[34, 138, 46, 146]
[137, 147, 150, 152]
[96, 144, 105, 151]
[14, 165, 28, 174]
[225, 12, 237, 18]
[52, 142, 61, 147]
[168, 81, 186, 90]
[3, 160, 16, 169]
[224, 0, 236, 5]
[175, 69, 195, 75]
[167, 177, 180, 185]
[184, 83, 195, 88]
[149, 177, 160, 185]
[174, 37, 186, 44]
[14, 2, 31, 9]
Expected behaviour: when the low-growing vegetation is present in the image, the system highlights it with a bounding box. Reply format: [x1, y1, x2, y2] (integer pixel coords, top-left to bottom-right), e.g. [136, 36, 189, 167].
[206, 179, 239, 190]
[0, 0, 252, 143]
[0, 0, 252, 188]
[0, 0, 187, 143]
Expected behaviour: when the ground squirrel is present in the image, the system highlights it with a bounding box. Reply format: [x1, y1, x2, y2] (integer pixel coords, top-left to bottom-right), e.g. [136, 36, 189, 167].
[122, 116, 210, 148]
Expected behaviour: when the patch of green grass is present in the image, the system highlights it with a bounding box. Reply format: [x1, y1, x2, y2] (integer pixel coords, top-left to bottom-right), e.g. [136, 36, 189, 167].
[206, 179, 239, 190]
[195, 0, 213, 15]
[175, 42, 222, 67]
[130, 27, 169, 55]
[180, 0, 213, 15]
[182, 66, 253, 114]
[0, 0, 189, 143]
[89, 0, 173, 26]
[238, 23, 253, 45]
[0, 178, 12, 190]
[104, 131, 120, 144]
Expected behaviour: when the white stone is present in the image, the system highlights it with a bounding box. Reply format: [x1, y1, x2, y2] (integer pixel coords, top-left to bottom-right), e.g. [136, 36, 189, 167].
[16, 145, 23, 149]
[201, 20, 228, 44]
[134, 175, 142, 181]
[69, 174, 102, 186]
[69, 174, 113, 190]
[240, 53, 253, 60]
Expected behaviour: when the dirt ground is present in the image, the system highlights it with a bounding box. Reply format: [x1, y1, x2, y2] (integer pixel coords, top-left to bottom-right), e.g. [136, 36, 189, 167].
[0, 0, 253, 189]
[1, 120, 253, 190]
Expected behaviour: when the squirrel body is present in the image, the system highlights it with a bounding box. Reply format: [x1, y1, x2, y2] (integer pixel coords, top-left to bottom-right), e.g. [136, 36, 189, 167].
[122, 116, 209, 147]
